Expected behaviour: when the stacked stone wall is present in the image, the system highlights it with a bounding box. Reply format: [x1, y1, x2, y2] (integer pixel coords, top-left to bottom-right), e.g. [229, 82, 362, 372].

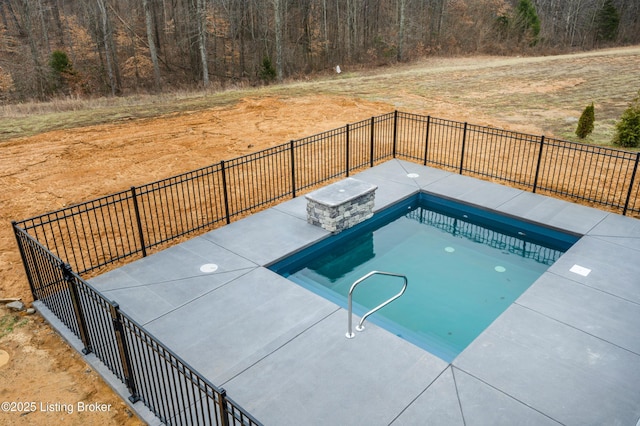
[305, 178, 377, 233]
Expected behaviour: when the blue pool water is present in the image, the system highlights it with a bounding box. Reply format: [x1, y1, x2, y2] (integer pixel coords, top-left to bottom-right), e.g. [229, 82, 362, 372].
[270, 193, 578, 362]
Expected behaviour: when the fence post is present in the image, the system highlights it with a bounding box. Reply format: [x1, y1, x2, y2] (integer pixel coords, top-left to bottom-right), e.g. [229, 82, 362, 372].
[62, 262, 92, 355]
[392, 110, 398, 158]
[130, 187, 147, 258]
[532, 136, 545, 193]
[11, 223, 37, 298]
[217, 388, 230, 426]
[459, 122, 468, 174]
[423, 116, 431, 166]
[290, 140, 296, 198]
[109, 302, 140, 403]
[623, 152, 640, 216]
[346, 124, 350, 177]
[220, 160, 231, 224]
[369, 116, 375, 168]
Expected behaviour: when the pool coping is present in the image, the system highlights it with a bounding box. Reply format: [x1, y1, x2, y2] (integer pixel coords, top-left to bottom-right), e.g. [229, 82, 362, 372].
[38, 159, 640, 425]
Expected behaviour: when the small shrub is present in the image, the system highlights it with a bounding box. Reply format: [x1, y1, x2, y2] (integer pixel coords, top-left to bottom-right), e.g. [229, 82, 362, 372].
[259, 57, 276, 82]
[49, 50, 78, 94]
[613, 91, 640, 148]
[49, 50, 72, 74]
[575, 102, 595, 139]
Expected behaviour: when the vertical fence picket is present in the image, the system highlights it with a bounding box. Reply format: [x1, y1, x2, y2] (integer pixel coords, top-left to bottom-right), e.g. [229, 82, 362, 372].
[290, 140, 297, 198]
[423, 116, 431, 166]
[346, 123, 351, 177]
[533, 136, 545, 193]
[130, 186, 147, 257]
[62, 262, 92, 354]
[369, 116, 375, 168]
[218, 388, 230, 426]
[109, 302, 140, 403]
[624, 152, 640, 216]
[392, 110, 398, 158]
[220, 160, 231, 224]
[459, 122, 468, 174]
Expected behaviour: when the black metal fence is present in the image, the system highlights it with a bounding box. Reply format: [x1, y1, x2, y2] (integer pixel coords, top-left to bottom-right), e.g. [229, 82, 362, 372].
[12, 111, 640, 425]
[395, 112, 640, 214]
[13, 224, 259, 426]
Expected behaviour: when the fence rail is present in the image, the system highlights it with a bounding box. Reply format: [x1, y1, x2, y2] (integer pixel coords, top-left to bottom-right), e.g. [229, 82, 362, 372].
[12, 111, 640, 425]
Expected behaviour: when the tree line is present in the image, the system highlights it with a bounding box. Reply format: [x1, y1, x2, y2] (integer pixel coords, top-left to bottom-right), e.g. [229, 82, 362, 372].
[0, 0, 638, 101]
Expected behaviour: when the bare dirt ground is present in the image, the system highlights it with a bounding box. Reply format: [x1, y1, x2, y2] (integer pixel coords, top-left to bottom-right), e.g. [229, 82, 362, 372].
[1, 46, 639, 425]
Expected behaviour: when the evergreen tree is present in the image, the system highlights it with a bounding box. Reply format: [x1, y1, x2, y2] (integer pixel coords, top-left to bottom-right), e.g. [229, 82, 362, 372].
[613, 91, 640, 148]
[516, 0, 541, 46]
[49, 50, 74, 93]
[259, 57, 277, 82]
[50, 50, 72, 74]
[595, 0, 620, 43]
[576, 103, 595, 139]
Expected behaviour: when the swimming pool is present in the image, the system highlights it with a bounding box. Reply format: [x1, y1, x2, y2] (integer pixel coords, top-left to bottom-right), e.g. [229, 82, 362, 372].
[270, 192, 579, 362]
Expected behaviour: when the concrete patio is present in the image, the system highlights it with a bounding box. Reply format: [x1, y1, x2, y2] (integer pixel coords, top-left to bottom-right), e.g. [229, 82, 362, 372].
[41, 159, 640, 425]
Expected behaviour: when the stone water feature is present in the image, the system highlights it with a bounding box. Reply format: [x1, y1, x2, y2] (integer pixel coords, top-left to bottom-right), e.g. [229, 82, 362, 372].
[305, 178, 377, 233]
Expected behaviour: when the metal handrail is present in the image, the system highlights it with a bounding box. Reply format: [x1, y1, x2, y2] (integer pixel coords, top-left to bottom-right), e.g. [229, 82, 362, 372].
[345, 271, 408, 339]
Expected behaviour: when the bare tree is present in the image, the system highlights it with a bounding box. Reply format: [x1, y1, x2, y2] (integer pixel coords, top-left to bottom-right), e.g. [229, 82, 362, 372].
[96, 0, 120, 95]
[397, 0, 406, 61]
[2, 0, 640, 101]
[1, 0, 24, 36]
[273, 0, 283, 81]
[142, 0, 161, 89]
[17, 0, 48, 98]
[196, 0, 208, 86]
[36, 0, 50, 51]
